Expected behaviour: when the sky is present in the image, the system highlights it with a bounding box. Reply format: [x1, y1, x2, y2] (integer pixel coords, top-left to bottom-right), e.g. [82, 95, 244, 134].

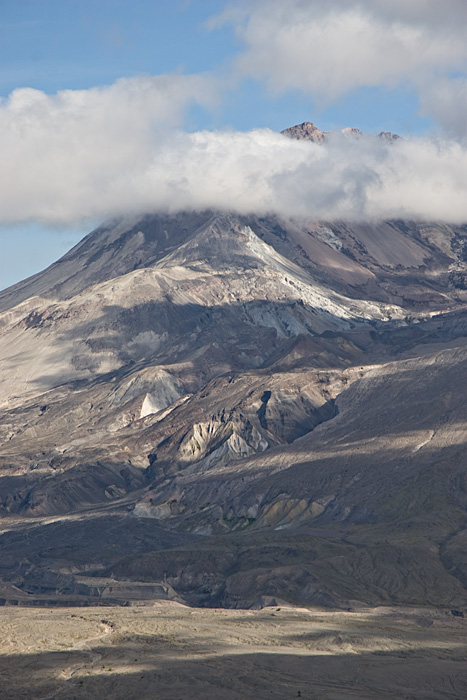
[1, 0, 467, 290]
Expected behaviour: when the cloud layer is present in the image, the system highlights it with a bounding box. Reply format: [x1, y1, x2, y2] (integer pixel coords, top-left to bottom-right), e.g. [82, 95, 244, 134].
[1, 76, 467, 226]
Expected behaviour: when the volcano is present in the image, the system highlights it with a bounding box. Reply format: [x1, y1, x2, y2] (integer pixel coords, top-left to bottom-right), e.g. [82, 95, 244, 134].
[1, 128, 467, 609]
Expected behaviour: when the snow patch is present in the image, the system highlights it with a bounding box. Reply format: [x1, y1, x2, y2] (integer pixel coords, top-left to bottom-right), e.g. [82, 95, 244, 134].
[139, 373, 183, 418]
[140, 387, 179, 418]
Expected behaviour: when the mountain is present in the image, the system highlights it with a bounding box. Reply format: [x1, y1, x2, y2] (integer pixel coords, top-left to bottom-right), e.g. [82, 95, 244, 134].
[281, 121, 400, 143]
[1, 129, 467, 608]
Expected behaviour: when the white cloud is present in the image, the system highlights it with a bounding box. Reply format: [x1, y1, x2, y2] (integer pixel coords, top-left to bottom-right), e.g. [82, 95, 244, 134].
[1, 4, 467, 229]
[1, 74, 467, 226]
[216, 0, 467, 140]
[0, 74, 218, 225]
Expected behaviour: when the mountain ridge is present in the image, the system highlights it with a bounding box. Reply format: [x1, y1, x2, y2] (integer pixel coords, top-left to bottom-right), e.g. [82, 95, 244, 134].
[281, 120, 400, 143]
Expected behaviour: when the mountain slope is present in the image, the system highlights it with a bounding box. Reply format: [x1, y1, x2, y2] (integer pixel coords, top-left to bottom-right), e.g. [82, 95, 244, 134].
[1, 200, 467, 608]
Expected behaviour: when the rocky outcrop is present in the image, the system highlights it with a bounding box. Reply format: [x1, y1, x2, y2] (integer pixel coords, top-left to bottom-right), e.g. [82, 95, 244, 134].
[281, 121, 326, 143]
[281, 122, 399, 144]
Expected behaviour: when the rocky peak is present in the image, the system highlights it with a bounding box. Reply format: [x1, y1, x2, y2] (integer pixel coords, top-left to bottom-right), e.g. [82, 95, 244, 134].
[341, 127, 362, 139]
[280, 121, 325, 143]
[378, 131, 401, 142]
[281, 122, 400, 143]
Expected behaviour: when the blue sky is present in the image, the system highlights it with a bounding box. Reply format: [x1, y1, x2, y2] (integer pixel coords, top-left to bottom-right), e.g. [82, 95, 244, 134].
[1, 0, 467, 290]
[0, 0, 433, 134]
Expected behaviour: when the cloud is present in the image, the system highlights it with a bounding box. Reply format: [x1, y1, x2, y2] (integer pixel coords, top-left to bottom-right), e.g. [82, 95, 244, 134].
[145, 129, 467, 223]
[419, 77, 467, 142]
[1, 74, 467, 226]
[216, 0, 467, 141]
[2, 4, 467, 229]
[0, 74, 219, 224]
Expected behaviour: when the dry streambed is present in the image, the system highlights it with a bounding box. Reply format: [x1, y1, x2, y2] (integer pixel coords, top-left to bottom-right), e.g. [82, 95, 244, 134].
[0, 603, 466, 699]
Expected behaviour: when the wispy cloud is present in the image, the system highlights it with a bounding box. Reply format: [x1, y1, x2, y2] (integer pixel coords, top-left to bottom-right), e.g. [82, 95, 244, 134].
[216, 0, 467, 141]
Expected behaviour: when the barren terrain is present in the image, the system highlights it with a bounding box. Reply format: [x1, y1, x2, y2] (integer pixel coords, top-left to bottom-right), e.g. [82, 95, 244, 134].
[1, 603, 467, 699]
[1, 208, 467, 622]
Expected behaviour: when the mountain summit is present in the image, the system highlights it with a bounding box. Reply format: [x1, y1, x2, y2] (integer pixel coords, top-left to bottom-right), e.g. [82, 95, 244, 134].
[281, 121, 326, 142]
[0, 130, 467, 608]
[281, 121, 400, 142]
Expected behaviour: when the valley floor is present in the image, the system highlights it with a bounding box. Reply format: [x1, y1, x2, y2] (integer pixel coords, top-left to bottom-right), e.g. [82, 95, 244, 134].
[0, 603, 466, 699]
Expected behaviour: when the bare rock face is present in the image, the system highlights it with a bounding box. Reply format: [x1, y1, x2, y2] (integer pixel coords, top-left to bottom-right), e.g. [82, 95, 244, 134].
[378, 130, 401, 142]
[0, 140, 467, 608]
[281, 121, 399, 143]
[281, 121, 326, 143]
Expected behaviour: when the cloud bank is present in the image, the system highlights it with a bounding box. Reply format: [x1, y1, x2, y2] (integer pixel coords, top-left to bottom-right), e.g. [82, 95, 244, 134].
[1, 78, 467, 226]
